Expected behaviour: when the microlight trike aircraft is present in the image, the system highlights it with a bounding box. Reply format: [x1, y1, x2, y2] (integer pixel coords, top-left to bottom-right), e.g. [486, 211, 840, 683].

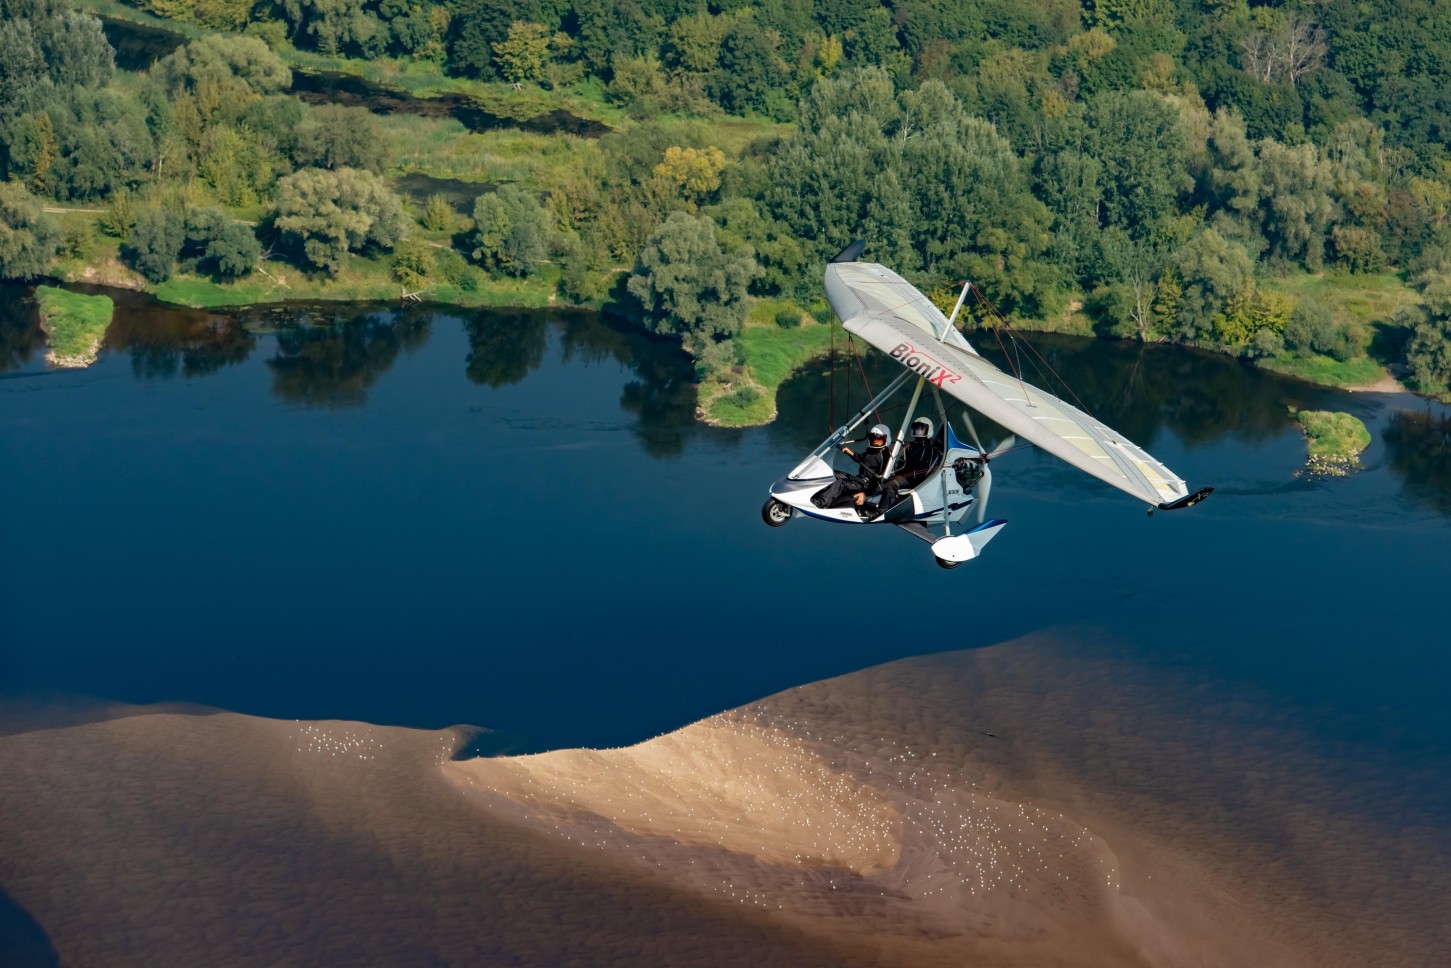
[760, 242, 1213, 569]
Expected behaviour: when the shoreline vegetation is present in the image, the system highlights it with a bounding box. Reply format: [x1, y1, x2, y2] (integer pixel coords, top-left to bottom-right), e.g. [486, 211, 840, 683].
[8, 0, 1451, 425]
[1294, 408, 1373, 476]
[34, 286, 115, 368]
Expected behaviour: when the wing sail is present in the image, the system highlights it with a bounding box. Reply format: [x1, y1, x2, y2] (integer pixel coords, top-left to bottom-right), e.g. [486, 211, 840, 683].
[826, 262, 1189, 508]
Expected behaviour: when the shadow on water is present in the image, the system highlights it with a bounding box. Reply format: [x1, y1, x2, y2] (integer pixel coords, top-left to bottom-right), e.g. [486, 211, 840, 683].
[0, 886, 60, 968]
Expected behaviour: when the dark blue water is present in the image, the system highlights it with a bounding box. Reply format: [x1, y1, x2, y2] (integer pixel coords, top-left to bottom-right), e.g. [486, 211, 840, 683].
[3, 286, 1450, 775]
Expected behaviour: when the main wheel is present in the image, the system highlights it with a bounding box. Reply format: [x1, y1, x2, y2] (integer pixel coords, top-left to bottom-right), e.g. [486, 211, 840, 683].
[934, 555, 964, 570]
[761, 498, 793, 527]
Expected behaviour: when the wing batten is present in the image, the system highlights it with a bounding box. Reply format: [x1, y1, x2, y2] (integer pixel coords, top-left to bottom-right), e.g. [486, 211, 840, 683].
[827, 261, 1190, 507]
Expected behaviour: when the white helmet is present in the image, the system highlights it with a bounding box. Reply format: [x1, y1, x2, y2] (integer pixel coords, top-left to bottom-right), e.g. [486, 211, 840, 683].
[867, 424, 891, 449]
[911, 417, 934, 438]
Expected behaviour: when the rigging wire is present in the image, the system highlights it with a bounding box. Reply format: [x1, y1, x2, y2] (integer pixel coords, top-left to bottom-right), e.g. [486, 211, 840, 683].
[972, 286, 1097, 419]
[848, 335, 881, 426]
[828, 320, 835, 434]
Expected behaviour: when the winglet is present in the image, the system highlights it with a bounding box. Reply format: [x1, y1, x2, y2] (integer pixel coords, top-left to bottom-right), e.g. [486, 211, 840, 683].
[830, 240, 866, 263]
[1156, 486, 1214, 511]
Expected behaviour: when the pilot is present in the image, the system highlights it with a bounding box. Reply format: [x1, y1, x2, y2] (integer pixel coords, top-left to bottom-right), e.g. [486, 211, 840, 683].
[812, 423, 894, 511]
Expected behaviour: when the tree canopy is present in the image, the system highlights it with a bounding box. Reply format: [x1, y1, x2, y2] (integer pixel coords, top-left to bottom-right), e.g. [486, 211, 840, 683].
[274, 166, 408, 274]
[627, 212, 758, 348]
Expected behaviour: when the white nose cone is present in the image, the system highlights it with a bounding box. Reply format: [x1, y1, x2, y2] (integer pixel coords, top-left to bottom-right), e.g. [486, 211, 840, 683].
[932, 521, 1007, 562]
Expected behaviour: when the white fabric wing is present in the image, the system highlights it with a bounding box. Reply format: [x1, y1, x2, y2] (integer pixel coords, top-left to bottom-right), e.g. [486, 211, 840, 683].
[825, 262, 1189, 507]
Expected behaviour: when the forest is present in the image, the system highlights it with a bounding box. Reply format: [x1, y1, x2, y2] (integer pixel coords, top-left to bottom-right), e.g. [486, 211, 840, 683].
[5, 0, 1451, 422]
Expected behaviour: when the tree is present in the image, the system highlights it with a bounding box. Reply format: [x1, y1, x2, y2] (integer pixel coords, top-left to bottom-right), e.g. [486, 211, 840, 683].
[627, 212, 758, 347]
[126, 204, 185, 282]
[1400, 273, 1451, 396]
[470, 184, 550, 276]
[184, 208, 260, 280]
[446, 0, 542, 79]
[710, 19, 782, 116]
[492, 21, 550, 85]
[1100, 228, 1170, 340]
[1255, 138, 1336, 269]
[653, 146, 727, 206]
[1087, 90, 1193, 242]
[293, 104, 388, 172]
[0, 180, 60, 279]
[25, 88, 156, 201]
[155, 34, 291, 103]
[1172, 228, 1255, 341]
[274, 167, 408, 274]
[0, 4, 113, 121]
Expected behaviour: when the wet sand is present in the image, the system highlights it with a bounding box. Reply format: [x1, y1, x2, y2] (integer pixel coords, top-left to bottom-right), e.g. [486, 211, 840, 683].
[2, 629, 1447, 966]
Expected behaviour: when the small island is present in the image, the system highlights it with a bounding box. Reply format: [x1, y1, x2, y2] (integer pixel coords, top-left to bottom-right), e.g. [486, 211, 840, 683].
[1295, 409, 1372, 475]
[35, 287, 114, 369]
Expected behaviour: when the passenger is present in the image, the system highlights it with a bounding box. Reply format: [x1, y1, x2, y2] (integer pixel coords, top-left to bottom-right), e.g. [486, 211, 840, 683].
[812, 423, 893, 511]
[893, 417, 944, 490]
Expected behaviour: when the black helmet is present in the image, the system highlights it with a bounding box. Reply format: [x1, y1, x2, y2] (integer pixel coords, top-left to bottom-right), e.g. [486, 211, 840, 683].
[911, 417, 933, 439]
[868, 423, 891, 449]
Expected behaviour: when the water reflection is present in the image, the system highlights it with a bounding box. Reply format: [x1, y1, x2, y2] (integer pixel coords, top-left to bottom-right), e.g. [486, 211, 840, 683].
[465, 309, 700, 457]
[1385, 408, 1451, 514]
[13, 279, 1451, 512]
[464, 313, 547, 388]
[770, 331, 1342, 458]
[0, 286, 45, 372]
[981, 334, 1327, 448]
[106, 304, 256, 380]
[268, 306, 431, 407]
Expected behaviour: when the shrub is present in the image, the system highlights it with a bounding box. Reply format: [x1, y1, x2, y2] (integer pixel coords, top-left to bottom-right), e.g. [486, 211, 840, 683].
[392, 237, 435, 287]
[726, 385, 760, 408]
[421, 193, 455, 233]
[775, 307, 802, 328]
[435, 248, 468, 284]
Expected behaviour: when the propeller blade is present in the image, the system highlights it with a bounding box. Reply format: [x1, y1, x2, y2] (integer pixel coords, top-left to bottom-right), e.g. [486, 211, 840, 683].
[977, 464, 992, 524]
[987, 434, 1017, 461]
[959, 409, 987, 455]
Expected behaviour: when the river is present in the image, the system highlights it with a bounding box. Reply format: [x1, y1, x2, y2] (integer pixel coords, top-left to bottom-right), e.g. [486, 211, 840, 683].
[3, 285, 1449, 768]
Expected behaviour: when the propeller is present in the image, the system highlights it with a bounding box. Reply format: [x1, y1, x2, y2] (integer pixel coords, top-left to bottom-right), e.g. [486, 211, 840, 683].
[976, 436, 1013, 523]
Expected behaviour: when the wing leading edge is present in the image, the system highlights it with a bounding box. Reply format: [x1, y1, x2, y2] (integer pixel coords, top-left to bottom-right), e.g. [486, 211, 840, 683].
[826, 262, 1190, 508]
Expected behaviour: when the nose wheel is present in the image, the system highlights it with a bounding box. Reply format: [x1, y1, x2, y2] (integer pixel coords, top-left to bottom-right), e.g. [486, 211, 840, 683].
[761, 498, 794, 527]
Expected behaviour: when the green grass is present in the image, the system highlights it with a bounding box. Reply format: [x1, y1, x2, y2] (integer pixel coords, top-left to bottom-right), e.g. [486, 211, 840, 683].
[35, 286, 114, 366]
[1295, 409, 1371, 460]
[1257, 352, 1389, 387]
[702, 319, 838, 426]
[1268, 270, 1421, 328]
